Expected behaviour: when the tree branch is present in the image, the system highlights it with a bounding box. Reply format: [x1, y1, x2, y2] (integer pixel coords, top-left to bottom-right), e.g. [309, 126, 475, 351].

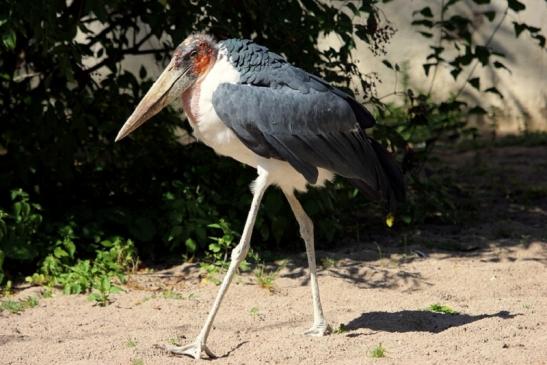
[84, 31, 168, 75]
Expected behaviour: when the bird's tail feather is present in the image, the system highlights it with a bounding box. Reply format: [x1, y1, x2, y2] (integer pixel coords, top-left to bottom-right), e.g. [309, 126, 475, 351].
[349, 139, 405, 212]
[370, 138, 405, 211]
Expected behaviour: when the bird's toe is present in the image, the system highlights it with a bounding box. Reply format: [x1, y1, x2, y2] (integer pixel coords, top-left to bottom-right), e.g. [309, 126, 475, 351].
[158, 341, 217, 360]
[304, 322, 332, 336]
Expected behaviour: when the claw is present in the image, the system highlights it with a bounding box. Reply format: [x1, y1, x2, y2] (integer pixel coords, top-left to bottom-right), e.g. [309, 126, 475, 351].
[158, 340, 217, 360]
[304, 322, 332, 336]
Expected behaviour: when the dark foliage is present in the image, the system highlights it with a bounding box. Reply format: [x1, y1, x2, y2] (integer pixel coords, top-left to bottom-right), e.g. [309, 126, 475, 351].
[0, 0, 543, 283]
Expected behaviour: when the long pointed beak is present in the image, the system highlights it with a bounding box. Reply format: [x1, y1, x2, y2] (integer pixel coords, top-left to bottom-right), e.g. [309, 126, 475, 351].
[115, 62, 189, 142]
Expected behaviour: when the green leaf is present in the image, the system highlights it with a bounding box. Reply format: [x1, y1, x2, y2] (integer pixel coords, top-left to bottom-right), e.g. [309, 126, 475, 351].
[2, 29, 16, 50]
[402, 215, 412, 225]
[0, 249, 4, 284]
[185, 238, 197, 253]
[54, 247, 68, 258]
[507, 0, 525, 12]
[208, 243, 221, 253]
[110, 285, 122, 294]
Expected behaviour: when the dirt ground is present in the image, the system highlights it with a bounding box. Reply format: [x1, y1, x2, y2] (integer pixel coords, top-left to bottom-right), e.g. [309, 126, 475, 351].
[1, 145, 546, 365]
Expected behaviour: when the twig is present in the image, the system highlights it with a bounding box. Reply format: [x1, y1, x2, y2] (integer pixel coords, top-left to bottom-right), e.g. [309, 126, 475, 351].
[427, 0, 445, 96]
[84, 31, 168, 75]
[454, 6, 509, 99]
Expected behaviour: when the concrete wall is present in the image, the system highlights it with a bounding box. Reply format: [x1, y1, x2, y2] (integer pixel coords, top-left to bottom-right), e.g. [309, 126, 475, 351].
[322, 0, 546, 133]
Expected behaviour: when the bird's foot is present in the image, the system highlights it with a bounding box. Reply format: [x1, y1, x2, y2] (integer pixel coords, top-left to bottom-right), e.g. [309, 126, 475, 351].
[158, 339, 216, 360]
[304, 321, 332, 336]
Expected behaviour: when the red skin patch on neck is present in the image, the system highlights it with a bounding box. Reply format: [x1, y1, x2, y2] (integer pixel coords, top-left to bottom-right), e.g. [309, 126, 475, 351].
[181, 42, 217, 124]
[194, 44, 215, 75]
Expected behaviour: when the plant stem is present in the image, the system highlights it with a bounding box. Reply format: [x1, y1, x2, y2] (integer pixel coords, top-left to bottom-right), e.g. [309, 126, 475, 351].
[427, 0, 445, 96]
[454, 6, 508, 99]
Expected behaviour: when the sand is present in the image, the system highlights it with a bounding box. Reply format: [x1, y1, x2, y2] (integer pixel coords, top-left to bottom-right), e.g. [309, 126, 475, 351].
[1, 145, 546, 365]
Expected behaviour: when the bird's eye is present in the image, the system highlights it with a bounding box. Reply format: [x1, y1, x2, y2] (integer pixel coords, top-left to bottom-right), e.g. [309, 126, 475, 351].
[189, 50, 198, 57]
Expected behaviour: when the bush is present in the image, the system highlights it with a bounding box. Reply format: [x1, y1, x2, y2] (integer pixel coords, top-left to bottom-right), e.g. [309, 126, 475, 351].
[27, 228, 137, 295]
[0, 190, 43, 283]
[0, 0, 543, 283]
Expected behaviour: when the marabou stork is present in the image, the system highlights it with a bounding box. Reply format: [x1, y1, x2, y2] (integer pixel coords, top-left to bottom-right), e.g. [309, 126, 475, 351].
[116, 33, 405, 359]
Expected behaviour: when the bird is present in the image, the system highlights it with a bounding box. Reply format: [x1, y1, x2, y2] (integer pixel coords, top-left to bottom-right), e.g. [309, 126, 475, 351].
[116, 33, 405, 359]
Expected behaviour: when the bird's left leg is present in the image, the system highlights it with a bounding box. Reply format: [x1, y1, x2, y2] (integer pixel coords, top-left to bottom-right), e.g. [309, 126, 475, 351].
[284, 190, 331, 336]
[161, 168, 270, 359]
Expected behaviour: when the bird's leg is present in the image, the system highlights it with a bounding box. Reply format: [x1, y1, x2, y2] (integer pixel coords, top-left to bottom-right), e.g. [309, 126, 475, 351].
[161, 170, 270, 359]
[284, 191, 331, 336]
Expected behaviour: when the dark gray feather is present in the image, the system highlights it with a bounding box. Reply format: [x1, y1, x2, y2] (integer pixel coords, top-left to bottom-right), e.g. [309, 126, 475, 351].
[215, 39, 404, 209]
[213, 84, 388, 193]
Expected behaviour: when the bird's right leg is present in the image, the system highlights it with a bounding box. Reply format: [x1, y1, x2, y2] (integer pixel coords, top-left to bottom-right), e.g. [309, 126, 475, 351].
[161, 168, 270, 360]
[284, 190, 331, 336]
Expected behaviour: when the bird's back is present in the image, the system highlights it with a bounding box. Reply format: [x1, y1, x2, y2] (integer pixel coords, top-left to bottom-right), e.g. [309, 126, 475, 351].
[212, 38, 405, 210]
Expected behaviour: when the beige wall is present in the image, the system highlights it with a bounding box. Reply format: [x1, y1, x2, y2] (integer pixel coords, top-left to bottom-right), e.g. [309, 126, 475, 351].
[322, 0, 546, 134]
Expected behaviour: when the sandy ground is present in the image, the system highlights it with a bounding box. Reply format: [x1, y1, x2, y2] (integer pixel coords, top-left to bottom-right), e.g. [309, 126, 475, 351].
[1, 145, 546, 365]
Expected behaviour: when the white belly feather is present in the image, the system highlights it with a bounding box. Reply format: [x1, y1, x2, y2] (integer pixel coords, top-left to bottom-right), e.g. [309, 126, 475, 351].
[185, 47, 334, 192]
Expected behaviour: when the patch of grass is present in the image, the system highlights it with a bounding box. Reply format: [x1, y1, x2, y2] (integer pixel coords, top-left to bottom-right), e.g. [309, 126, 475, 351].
[126, 338, 137, 348]
[26, 233, 137, 296]
[41, 286, 54, 298]
[333, 323, 348, 334]
[320, 257, 338, 269]
[374, 242, 384, 260]
[1, 280, 13, 296]
[249, 306, 259, 318]
[0, 280, 13, 297]
[428, 303, 459, 315]
[88, 276, 122, 306]
[0, 296, 38, 314]
[253, 264, 280, 292]
[131, 358, 144, 365]
[369, 343, 386, 358]
[200, 219, 241, 273]
[249, 306, 266, 321]
[162, 289, 183, 300]
[167, 337, 180, 346]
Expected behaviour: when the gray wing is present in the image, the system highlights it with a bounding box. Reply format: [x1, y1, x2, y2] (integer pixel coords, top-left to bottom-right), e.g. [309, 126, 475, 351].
[220, 38, 376, 130]
[212, 82, 389, 198]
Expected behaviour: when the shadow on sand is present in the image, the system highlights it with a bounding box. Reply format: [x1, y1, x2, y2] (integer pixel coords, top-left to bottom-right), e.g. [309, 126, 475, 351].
[345, 310, 518, 333]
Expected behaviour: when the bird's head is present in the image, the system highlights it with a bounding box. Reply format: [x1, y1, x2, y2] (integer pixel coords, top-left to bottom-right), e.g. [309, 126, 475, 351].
[115, 33, 217, 141]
